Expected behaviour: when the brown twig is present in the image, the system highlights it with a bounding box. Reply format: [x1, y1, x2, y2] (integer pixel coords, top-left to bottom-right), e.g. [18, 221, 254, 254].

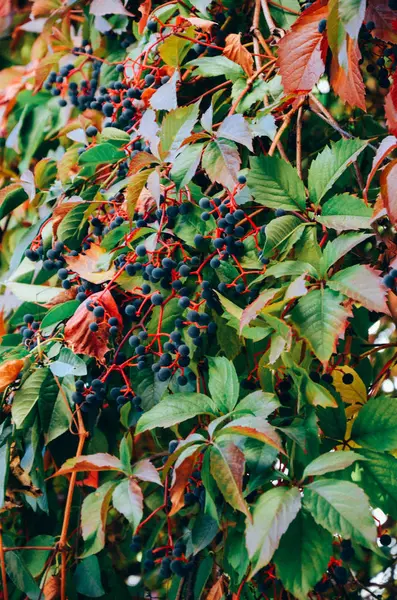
[0, 523, 8, 600]
[54, 373, 88, 600]
[269, 99, 305, 156]
[228, 60, 275, 115]
[296, 105, 303, 179]
[261, 0, 276, 32]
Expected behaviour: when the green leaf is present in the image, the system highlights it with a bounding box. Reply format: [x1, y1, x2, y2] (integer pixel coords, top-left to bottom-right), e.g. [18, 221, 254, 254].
[50, 347, 87, 377]
[6, 282, 64, 304]
[158, 33, 192, 67]
[210, 442, 249, 516]
[321, 232, 374, 274]
[160, 103, 199, 160]
[38, 372, 71, 443]
[351, 396, 397, 451]
[99, 127, 130, 145]
[78, 143, 125, 165]
[355, 449, 397, 519]
[208, 356, 239, 413]
[202, 138, 241, 191]
[40, 300, 79, 330]
[12, 368, 48, 429]
[187, 56, 245, 81]
[274, 510, 332, 600]
[112, 478, 143, 531]
[170, 143, 205, 190]
[263, 215, 303, 256]
[247, 155, 306, 210]
[173, 204, 215, 246]
[328, 264, 389, 314]
[5, 550, 41, 600]
[21, 535, 55, 577]
[235, 390, 280, 418]
[308, 139, 368, 204]
[302, 450, 365, 480]
[81, 481, 116, 557]
[136, 393, 217, 433]
[57, 203, 89, 250]
[74, 556, 105, 598]
[246, 486, 301, 577]
[339, 0, 366, 39]
[291, 288, 350, 364]
[264, 260, 318, 279]
[317, 194, 372, 231]
[0, 438, 10, 509]
[303, 479, 377, 548]
[0, 185, 28, 220]
[217, 415, 283, 452]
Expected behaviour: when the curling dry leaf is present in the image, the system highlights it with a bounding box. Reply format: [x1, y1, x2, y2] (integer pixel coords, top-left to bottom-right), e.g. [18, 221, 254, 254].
[330, 37, 365, 111]
[277, 0, 328, 94]
[0, 359, 24, 392]
[64, 243, 116, 284]
[64, 290, 122, 363]
[223, 33, 254, 77]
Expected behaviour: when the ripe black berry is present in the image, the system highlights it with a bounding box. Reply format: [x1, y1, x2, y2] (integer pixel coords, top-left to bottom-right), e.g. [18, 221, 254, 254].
[342, 372, 354, 385]
[380, 533, 392, 546]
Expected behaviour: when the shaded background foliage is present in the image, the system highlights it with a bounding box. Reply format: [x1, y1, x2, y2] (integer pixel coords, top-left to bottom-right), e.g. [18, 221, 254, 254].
[0, 0, 397, 598]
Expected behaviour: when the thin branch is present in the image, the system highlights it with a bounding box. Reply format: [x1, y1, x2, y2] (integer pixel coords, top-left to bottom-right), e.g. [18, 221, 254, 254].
[269, 99, 305, 156]
[261, 0, 276, 32]
[296, 105, 303, 179]
[0, 523, 9, 600]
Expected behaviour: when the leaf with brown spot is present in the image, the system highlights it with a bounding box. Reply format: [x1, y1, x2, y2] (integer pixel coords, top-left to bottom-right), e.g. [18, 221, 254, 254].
[330, 37, 366, 111]
[43, 286, 77, 308]
[64, 290, 122, 363]
[223, 33, 254, 77]
[277, 0, 328, 94]
[64, 244, 116, 284]
[0, 359, 24, 393]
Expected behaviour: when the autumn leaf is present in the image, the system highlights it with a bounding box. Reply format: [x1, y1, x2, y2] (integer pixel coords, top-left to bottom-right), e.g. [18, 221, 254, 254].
[330, 37, 366, 111]
[207, 578, 225, 600]
[365, 135, 397, 202]
[223, 33, 254, 77]
[64, 243, 116, 284]
[385, 79, 397, 136]
[64, 290, 122, 363]
[43, 575, 61, 600]
[277, 0, 329, 94]
[169, 447, 201, 516]
[90, 0, 133, 17]
[365, 0, 397, 44]
[55, 453, 124, 477]
[138, 0, 152, 35]
[43, 286, 77, 308]
[380, 157, 397, 225]
[0, 359, 24, 393]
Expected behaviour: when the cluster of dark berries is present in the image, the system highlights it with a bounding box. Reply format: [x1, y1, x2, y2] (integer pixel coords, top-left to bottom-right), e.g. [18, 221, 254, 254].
[340, 539, 355, 562]
[20, 314, 40, 347]
[383, 268, 397, 290]
[72, 378, 106, 413]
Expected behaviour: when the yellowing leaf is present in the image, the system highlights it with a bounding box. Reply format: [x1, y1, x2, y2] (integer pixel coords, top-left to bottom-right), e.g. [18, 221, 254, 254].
[332, 366, 367, 408]
[64, 244, 115, 284]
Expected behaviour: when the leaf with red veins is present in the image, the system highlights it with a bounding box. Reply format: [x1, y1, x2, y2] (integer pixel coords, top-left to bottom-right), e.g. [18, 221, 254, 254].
[64, 243, 116, 284]
[330, 37, 366, 111]
[64, 290, 122, 363]
[365, 0, 397, 44]
[277, 0, 329, 94]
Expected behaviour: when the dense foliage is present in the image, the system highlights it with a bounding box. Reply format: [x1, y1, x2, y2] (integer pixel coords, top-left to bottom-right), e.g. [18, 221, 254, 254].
[1, 0, 397, 598]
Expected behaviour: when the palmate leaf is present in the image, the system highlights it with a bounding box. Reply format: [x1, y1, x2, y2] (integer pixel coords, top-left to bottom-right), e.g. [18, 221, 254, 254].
[81, 481, 117, 557]
[247, 155, 306, 210]
[303, 479, 377, 548]
[202, 138, 241, 191]
[274, 510, 332, 600]
[135, 393, 217, 433]
[308, 138, 368, 204]
[351, 396, 397, 451]
[210, 442, 249, 517]
[316, 194, 372, 232]
[302, 450, 365, 480]
[291, 288, 350, 364]
[356, 449, 397, 519]
[246, 486, 301, 577]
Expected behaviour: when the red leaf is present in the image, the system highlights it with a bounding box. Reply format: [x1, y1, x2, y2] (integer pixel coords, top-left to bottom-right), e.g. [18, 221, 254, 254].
[364, 134, 397, 202]
[76, 471, 99, 489]
[169, 448, 201, 516]
[138, 0, 151, 35]
[385, 78, 397, 136]
[365, 0, 397, 44]
[56, 453, 123, 477]
[240, 289, 277, 333]
[381, 157, 397, 225]
[64, 290, 122, 363]
[277, 0, 329, 94]
[223, 33, 254, 77]
[330, 37, 366, 111]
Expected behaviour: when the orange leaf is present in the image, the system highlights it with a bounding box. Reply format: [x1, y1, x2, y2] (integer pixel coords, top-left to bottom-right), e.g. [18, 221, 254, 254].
[207, 577, 224, 600]
[223, 33, 254, 77]
[364, 134, 397, 202]
[43, 575, 61, 600]
[138, 0, 152, 35]
[64, 243, 116, 284]
[365, 0, 397, 44]
[0, 359, 24, 393]
[64, 290, 122, 363]
[183, 17, 216, 33]
[381, 157, 397, 225]
[76, 471, 99, 489]
[330, 37, 366, 111]
[169, 448, 201, 516]
[277, 0, 328, 94]
[128, 150, 157, 175]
